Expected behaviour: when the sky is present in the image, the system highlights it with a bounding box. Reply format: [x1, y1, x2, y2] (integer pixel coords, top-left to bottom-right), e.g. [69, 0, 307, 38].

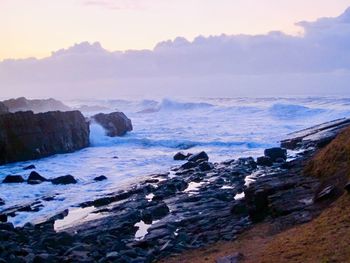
[1, 0, 350, 60]
[1, 1, 350, 99]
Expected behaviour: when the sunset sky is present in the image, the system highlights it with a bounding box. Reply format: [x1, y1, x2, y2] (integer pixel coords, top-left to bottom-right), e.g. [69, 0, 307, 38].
[1, 0, 350, 60]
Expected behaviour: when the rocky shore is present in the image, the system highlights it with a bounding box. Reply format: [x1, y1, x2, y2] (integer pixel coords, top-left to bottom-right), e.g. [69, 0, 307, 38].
[0, 118, 349, 262]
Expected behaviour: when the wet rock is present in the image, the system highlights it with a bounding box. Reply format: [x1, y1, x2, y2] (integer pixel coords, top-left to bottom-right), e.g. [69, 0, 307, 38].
[23, 164, 36, 170]
[264, 147, 287, 162]
[187, 151, 209, 163]
[173, 152, 189, 161]
[94, 175, 107, 182]
[216, 253, 244, 263]
[0, 214, 7, 223]
[0, 198, 4, 206]
[315, 185, 336, 201]
[2, 175, 25, 183]
[147, 203, 169, 220]
[0, 223, 14, 231]
[106, 251, 120, 260]
[180, 161, 198, 170]
[256, 156, 273, 166]
[51, 175, 77, 185]
[92, 112, 132, 137]
[27, 171, 47, 184]
[199, 161, 214, 171]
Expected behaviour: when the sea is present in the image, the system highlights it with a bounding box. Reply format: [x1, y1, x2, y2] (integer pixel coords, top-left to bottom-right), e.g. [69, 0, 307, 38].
[1, 97, 350, 226]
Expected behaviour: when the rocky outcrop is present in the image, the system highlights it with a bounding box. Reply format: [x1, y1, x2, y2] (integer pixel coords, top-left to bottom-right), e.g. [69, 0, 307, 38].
[0, 111, 89, 165]
[2, 97, 71, 113]
[281, 118, 350, 150]
[92, 112, 133, 137]
[0, 102, 8, 115]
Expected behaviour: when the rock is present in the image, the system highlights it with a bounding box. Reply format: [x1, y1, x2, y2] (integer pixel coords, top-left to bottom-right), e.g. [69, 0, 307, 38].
[0, 214, 7, 222]
[0, 102, 8, 115]
[92, 112, 132, 137]
[264, 147, 287, 162]
[180, 161, 198, 170]
[51, 175, 77, 185]
[173, 152, 191, 161]
[2, 97, 71, 113]
[94, 175, 107, 182]
[256, 156, 273, 166]
[0, 198, 4, 206]
[345, 181, 350, 193]
[315, 185, 336, 201]
[0, 111, 90, 165]
[106, 251, 120, 260]
[198, 161, 214, 171]
[27, 171, 47, 184]
[216, 253, 244, 263]
[23, 164, 36, 170]
[2, 175, 25, 183]
[148, 203, 169, 220]
[187, 151, 209, 163]
[0, 222, 14, 231]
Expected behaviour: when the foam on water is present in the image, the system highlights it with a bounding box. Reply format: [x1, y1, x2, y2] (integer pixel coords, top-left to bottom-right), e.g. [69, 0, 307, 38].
[1, 97, 350, 226]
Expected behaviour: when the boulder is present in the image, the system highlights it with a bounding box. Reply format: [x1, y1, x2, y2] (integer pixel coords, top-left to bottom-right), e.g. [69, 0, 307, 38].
[173, 152, 191, 161]
[2, 97, 71, 113]
[180, 161, 198, 170]
[187, 151, 209, 163]
[94, 175, 107, 182]
[28, 171, 47, 184]
[92, 112, 132, 137]
[2, 175, 25, 183]
[199, 161, 214, 171]
[0, 111, 89, 165]
[256, 156, 273, 166]
[23, 164, 36, 170]
[264, 147, 287, 162]
[51, 175, 77, 185]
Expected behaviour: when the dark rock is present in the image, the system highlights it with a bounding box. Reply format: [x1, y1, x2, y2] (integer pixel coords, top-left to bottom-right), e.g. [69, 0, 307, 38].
[92, 112, 132, 137]
[256, 156, 273, 166]
[275, 157, 286, 163]
[216, 253, 244, 263]
[199, 161, 214, 171]
[0, 222, 14, 231]
[23, 164, 36, 170]
[315, 185, 336, 201]
[147, 203, 169, 220]
[264, 147, 287, 162]
[187, 151, 209, 163]
[180, 161, 198, 170]
[51, 175, 77, 185]
[173, 152, 191, 161]
[0, 111, 89, 165]
[28, 171, 47, 183]
[0, 198, 4, 206]
[2, 175, 24, 183]
[94, 175, 107, 182]
[345, 181, 350, 193]
[0, 215, 7, 223]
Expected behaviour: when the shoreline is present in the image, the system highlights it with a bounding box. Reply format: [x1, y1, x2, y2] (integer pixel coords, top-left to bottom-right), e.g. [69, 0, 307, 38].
[0, 118, 349, 262]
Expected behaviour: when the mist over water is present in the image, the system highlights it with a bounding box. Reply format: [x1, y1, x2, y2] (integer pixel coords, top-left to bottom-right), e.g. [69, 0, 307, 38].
[0, 97, 350, 225]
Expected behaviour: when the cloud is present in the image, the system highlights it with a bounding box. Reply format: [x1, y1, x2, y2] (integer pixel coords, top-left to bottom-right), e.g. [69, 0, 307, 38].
[1, 8, 350, 99]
